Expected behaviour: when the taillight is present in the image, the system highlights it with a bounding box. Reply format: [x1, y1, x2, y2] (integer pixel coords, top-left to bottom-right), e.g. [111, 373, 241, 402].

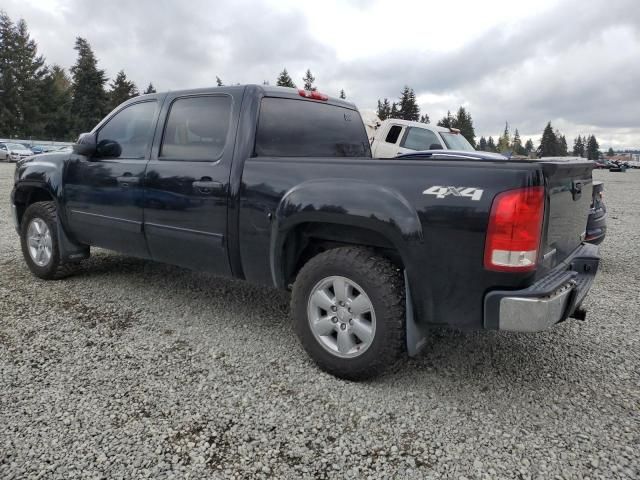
[484, 186, 545, 272]
[298, 89, 328, 101]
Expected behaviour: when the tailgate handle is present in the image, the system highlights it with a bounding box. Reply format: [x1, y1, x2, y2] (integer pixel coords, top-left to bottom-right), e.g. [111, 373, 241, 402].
[572, 181, 582, 200]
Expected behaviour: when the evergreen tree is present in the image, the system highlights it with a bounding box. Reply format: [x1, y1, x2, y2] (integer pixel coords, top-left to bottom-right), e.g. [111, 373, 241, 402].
[573, 135, 585, 157]
[339, 89, 346, 99]
[437, 111, 454, 128]
[558, 134, 568, 156]
[452, 106, 476, 147]
[276, 68, 295, 88]
[397, 86, 420, 121]
[524, 138, 534, 156]
[419, 114, 429, 124]
[497, 122, 511, 153]
[143, 82, 156, 94]
[487, 136, 497, 152]
[40, 65, 73, 140]
[478, 136, 487, 151]
[216, 76, 223, 87]
[0, 14, 47, 138]
[107, 70, 138, 111]
[537, 122, 558, 157]
[0, 11, 18, 137]
[12, 19, 46, 137]
[389, 102, 399, 119]
[512, 128, 524, 155]
[376, 98, 391, 120]
[70, 37, 107, 136]
[607, 147, 615, 157]
[302, 69, 316, 91]
[586, 135, 600, 160]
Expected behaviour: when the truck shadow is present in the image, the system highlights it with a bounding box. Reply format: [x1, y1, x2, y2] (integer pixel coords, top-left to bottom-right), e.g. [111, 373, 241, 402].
[72, 251, 605, 392]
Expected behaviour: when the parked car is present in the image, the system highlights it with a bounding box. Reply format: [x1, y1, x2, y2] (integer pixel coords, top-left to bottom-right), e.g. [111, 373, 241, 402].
[11, 85, 600, 380]
[593, 159, 613, 169]
[369, 118, 476, 158]
[29, 145, 49, 154]
[0, 142, 33, 162]
[30, 145, 65, 154]
[609, 160, 629, 172]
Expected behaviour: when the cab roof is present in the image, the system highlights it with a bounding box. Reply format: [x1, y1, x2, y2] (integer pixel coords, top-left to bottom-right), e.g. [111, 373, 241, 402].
[137, 84, 357, 110]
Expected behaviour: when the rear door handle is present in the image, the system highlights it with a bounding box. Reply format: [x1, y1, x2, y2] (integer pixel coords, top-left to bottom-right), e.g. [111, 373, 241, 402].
[117, 175, 139, 187]
[192, 179, 223, 195]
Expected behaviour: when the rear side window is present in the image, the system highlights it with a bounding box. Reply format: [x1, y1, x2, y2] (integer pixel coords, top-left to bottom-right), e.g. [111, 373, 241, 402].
[160, 95, 232, 160]
[385, 125, 403, 144]
[401, 127, 443, 151]
[255, 98, 371, 157]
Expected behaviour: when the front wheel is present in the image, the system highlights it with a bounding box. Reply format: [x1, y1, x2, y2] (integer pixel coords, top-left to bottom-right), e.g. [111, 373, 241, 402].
[20, 201, 77, 279]
[291, 247, 406, 380]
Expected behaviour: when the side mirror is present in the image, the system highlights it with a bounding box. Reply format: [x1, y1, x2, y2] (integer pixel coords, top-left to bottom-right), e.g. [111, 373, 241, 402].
[73, 132, 97, 156]
[429, 143, 443, 150]
[96, 139, 122, 158]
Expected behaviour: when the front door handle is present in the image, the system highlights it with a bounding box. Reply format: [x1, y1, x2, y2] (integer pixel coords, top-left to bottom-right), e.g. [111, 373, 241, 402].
[192, 179, 223, 195]
[117, 175, 139, 187]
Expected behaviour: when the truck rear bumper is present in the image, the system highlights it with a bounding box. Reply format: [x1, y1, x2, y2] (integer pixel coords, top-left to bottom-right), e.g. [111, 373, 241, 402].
[484, 243, 599, 332]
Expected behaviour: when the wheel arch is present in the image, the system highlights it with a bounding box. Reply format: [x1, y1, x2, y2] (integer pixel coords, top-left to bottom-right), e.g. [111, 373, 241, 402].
[270, 179, 424, 289]
[12, 183, 57, 228]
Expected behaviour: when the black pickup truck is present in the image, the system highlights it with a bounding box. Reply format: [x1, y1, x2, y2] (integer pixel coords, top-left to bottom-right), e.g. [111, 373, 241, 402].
[11, 85, 600, 379]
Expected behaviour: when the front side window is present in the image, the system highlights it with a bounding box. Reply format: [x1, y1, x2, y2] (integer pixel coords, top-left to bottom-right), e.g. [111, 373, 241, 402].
[160, 95, 232, 160]
[255, 98, 370, 158]
[97, 101, 156, 159]
[401, 127, 443, 151]
[385, 125, 403, 144]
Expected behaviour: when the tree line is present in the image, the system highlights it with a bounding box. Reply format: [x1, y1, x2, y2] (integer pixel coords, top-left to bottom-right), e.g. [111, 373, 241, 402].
[0, 10, 604, 158]
[476, 121, 600, 159]
[0, 11, 157, 140]
[0, 10, 348, 140]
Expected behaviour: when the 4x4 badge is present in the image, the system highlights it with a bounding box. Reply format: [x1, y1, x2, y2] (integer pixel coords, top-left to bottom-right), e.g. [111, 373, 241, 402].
[423, 186, 483, 201]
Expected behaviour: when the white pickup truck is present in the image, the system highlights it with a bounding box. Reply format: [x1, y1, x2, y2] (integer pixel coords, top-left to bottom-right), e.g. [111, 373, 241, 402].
[363, 116, 476, 158]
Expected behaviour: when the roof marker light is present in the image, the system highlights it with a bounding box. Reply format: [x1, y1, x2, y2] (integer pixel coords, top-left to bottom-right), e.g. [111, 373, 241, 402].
[298, 89, 328, 101]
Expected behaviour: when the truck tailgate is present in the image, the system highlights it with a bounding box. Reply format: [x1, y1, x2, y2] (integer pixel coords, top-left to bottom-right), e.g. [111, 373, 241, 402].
[539, 158, 594, 273]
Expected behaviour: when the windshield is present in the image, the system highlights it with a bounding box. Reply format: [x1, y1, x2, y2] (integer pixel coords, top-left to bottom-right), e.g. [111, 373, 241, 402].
[440, 132, 475, 151]
[7, 143, 30, 151]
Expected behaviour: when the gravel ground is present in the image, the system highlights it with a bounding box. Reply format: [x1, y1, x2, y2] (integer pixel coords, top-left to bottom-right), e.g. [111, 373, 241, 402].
[0, 163, 638, 479]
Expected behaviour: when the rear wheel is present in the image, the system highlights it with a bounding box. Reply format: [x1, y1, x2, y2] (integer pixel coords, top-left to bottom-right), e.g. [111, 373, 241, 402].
[291, 247, 405, 380]
[20, 201, 77, 279]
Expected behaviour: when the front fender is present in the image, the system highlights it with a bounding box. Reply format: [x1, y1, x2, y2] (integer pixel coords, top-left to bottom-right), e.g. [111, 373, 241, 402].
[270, 179, 423, 287]
[14, 152, 68, 205]
[13, 153, 88, 262]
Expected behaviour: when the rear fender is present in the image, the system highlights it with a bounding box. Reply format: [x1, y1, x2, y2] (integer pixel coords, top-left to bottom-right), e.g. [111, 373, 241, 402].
[271, 179, 423, 288]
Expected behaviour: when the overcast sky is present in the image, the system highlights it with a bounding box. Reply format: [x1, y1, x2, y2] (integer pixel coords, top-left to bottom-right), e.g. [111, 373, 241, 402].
[4, 0, 640, 148]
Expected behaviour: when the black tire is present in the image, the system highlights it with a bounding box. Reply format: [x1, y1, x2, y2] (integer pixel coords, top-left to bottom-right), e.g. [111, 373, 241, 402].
[20, 201, 77, 280]
[291, 247, 406, 380]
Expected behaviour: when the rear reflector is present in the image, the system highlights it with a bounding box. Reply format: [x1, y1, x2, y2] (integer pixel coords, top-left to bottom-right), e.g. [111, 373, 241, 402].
[298, 89, 328, 101]
[484, 186, 545, 272]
